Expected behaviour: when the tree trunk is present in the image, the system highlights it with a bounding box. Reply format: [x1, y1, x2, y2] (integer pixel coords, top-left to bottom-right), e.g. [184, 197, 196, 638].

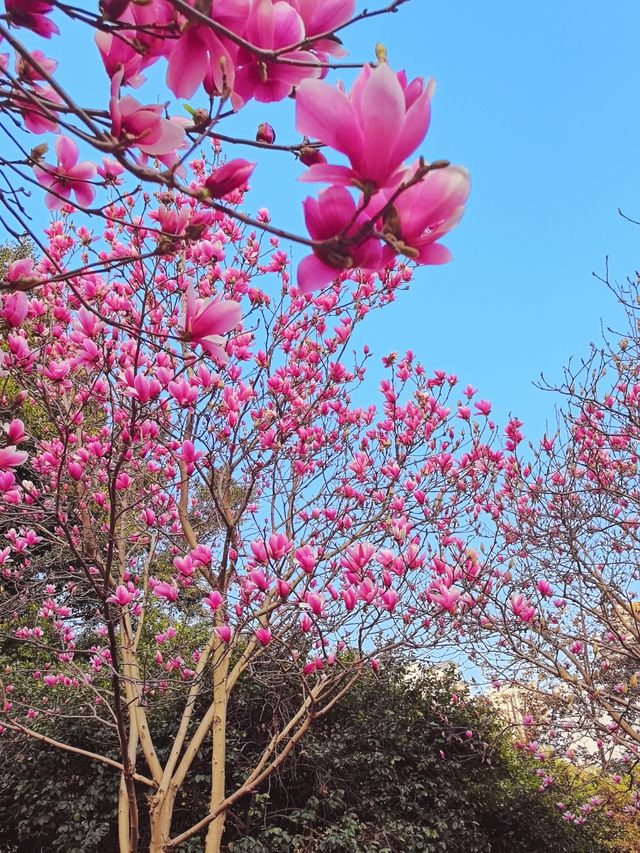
[204, 644, 230, 853]
[149, 788, 177, 853]
[117, 770, 139, 853]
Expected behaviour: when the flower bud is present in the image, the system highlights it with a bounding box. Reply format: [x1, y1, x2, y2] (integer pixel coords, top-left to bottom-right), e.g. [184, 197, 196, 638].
[299, 146, 327, 167]
[205, 159, 255, 199]
[256, 122, 275, 144]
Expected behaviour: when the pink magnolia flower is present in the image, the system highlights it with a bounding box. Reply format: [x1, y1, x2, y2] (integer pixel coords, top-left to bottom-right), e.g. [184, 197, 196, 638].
[1, 291, 29, 327]
[256, 122, 276, 144]
[180, 439, 203, 469]
[167, 26, 235, 99]
[95, 30, 146, 87]
[204, 591, 223, 611]
[12, 84, 62, 134]
[180, 283, 242, 361]
[4, 419, 26, 444]
[174, 555, 195, 577]
[97, 157, 125, 187]
[248, 568, 268, 592]
[296, 62, 434, 190]
[294, 545, 316, 573]
[204, 159, 255, 199]
[233, 0, 319, 105]
[299, 145, 326, 167]
[215, 624, 232, 642]
[255, 626, 272, 646]
[250, 540, 268, 563]
[267, 532, 292, 560]
[475, 399, 492, 416]
[287, 0, 355, 50]
[110, 72, 185, 157]
[5, 258, 39, 290]
[32, 136, 96, 211]
[0, 446, 28, 470]
[342, 587, 357, 610]
[297, 186, 382, 294]
[511, 593, 536, 623]
[109, 585, 133, 607]
[377, 163, 470, 265]
[379, 588, 398, 611]
[166, 0, 249, 98]
[153, 581, 179, 602]
[305, 591, 323, 615]
[276, 578, 290, 598]
[67, 461, 84, 481]
[430, 583, 460, 613]
[116, 0, 175, 63]
[537, 579, 553, 597]
[15, 49, 57, 82]
[5, 0, 59, 38]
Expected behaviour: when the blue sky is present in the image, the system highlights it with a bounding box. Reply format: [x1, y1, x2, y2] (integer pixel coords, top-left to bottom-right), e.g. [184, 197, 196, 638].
[17, 0, 640, 440]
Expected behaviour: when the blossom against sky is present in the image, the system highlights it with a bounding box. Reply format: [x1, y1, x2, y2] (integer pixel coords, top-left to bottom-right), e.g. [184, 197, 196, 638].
[37, 0, 640, 438]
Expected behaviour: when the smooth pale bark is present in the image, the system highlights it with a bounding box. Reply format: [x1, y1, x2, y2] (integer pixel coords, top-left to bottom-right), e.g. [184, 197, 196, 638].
[204, 642, 231, 853]
[149, 786, 178, 853]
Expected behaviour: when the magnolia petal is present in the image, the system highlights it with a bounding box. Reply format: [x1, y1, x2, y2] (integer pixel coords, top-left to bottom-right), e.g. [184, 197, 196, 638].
[55, 135, 79, 171]
[166, 28, 209, 99]
[297, 253, 334, 293]
[416, 242, 452, 265]
[298, 163, 354, 186]
[296, 78, 363, 162]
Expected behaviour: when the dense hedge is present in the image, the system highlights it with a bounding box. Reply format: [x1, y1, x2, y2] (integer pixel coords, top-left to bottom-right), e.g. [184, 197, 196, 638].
[0, 662, 625, 852]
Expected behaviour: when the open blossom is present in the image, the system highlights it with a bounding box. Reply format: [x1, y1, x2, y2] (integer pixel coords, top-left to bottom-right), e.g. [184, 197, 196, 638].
[296, 62, 434, 190]
[1, 291, 29, 327]
[5, 0, 59, 38]
[377, 163, 470, 265]
[233, 0, 320, 105]
[430, 582, 461, 613]
[169, 25, 236, 99]
[165, 0, 249, 98]
[109, 585, 133, 607]
[286, 0, 355, 54]
[11, 83, 62, 134]
[204, 591, 223, 612]
[297, 186, 382, 293]
[97, 157, 125, 186]
[267, 532, 292, 560]
[0, 446, 29, 470]
[15, 49, 58, 82]
[180, 284, 242, 361]
[511, 593, 536, 623]
[32, 135, 96, 210]
[95, 30, 146, 88]
[110, 71, 185, 157]
[153, 581, 179, 602]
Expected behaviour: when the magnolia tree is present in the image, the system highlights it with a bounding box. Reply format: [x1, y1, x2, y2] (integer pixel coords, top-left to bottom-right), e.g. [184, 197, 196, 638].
[0, 1, 509, 851]
[466, 277, 640, 824]
[0, 233, 507, 852]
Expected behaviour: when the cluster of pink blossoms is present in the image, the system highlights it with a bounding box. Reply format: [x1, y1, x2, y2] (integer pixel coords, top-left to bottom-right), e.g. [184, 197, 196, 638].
[294, 62, 470, 292]
[3, 0, 470, 295]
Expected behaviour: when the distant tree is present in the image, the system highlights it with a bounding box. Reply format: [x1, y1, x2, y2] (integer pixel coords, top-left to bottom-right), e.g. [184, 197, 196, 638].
[473, 275, 640, 820]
